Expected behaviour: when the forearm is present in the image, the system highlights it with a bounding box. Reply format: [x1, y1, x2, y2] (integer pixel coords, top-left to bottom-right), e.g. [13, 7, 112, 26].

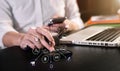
[64, 0, 84, 30]
[3, 31, 24, 47]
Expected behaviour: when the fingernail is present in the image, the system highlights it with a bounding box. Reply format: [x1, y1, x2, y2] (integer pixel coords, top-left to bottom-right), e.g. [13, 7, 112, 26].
[50, 47, 55, 52]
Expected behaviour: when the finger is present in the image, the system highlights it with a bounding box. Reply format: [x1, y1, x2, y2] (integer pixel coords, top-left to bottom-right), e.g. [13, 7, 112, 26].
[20, 33, 43, 49]
[27, 28, 44, 49]
[43, 26, 59, 33]
[32, 36, 43, 49]
[27, 27, 55, 51]
[49, 26, 59, 32]
[30, 30, 55, 51]
[36, 27, 55, 46]
[26, 34, 43, 49]
[20, 40, 35, 49]
[39, 36, 55, 52]
[52, 23, 64, 27]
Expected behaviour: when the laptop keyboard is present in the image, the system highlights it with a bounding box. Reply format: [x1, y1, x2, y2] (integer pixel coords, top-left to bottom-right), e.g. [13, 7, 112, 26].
[86, 27, 120, 42]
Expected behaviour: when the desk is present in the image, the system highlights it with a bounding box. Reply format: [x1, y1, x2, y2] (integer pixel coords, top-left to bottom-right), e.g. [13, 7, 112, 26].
[1, 45, 120, 71]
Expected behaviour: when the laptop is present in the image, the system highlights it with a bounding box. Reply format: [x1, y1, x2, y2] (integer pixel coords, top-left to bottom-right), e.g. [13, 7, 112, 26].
[60, 25, 120, 47]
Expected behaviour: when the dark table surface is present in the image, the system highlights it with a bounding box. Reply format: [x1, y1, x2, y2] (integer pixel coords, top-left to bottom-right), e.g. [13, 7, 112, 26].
[1, 45, 120, 71]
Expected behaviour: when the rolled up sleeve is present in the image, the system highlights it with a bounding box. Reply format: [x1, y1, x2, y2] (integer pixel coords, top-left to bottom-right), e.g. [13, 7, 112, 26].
[0, 0, 17, 49]
[65, 0, 84, 29]
[0, 22, 17, 49]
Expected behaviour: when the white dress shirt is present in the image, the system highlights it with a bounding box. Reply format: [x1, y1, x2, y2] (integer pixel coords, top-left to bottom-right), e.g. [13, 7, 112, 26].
[0, 0, 84, 49]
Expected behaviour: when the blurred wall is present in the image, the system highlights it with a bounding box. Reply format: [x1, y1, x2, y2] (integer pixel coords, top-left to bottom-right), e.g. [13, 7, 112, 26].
[77, 0, 120, 22]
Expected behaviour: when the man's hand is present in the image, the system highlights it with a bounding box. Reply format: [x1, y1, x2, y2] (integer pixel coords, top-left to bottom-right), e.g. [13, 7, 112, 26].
[3, 27, 55, 52]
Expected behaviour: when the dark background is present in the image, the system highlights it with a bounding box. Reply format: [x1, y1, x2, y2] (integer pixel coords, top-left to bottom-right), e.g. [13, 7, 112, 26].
[77, 0, 120, 22]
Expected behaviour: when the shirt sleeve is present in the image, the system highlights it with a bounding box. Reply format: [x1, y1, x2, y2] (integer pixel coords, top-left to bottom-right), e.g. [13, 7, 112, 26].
[64, 0, 84, 29]
[0, 0, 17, 49]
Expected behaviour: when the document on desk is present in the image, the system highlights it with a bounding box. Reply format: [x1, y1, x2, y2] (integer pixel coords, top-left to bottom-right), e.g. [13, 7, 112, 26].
[91, 15, 120, 21]
[86, 15, 120, 26]
[60, 25, 120, 47]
